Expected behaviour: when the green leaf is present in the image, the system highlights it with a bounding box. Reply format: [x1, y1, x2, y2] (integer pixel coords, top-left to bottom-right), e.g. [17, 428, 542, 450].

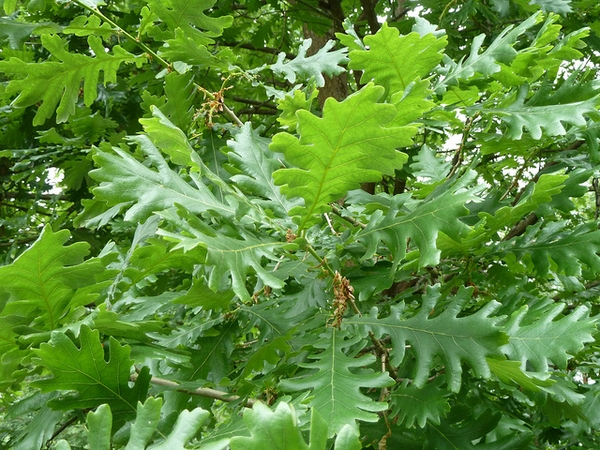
[150, 407, 210, 450]
[502, 303, 597, 372]
[174, 277, 234, 310]
[389, 378, 451, 428]
[504, 222, 600, 276]
[347, 286, 507, 392]
[358, 173, 478, 268]
[481, 83, 600, 140]
[271, 39, 348, 87]
[279, 328, 394, 436]
[227, 123, 298, 215]
[32, 325, 150, 427]
[160, 72, 196, 130]
[532, 0, 572, 14]
[409, 144, 452, 191]
[349, 23, 447, 96]
[0, 34, 145, 125]
[63, 15, 114, 39]
[271, 83, 411, 229]
[159, 28, 232, 68]
[276, 89, 318, 132]
[10, 404, 64, 450]
[146, 0, 233, 39]
[230, 402, 310, 450]
[84, 136, 234, 225]
[124, 397, 163, 450]
[158, 206, 288, 301]
[139, 106, 200, 169]
[0, 18, 39, 49]
[333, 424, 361, 450]
[486, 357, 555, 391]
[87, 404, 112, 450]
[0, 225, 103, 330]
[437, 13, 543, 89]
[482, 173, 567, 230]
[426, 409, 532, 450]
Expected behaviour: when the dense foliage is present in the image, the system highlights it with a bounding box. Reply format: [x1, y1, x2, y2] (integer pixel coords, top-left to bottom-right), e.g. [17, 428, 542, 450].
[2, 0, 600, 448]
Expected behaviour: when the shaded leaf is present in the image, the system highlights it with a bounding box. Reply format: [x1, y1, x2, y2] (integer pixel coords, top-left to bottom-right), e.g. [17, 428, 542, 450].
[482, 83, 600, 140]
[85, 136, 234, 225]
[32, 325, 150, 427]
[0, 225, 103, 330]
[502, 303, 597, 372]
[158, 206, 288, 301]
[146, 0, 233, 41]
[358, 172, 478, 268]
[0, 34, 145, 125]
[347, 286, 507, 392]
[279, 328, 394, 436]
[438, 13, 543, 89]
[150, 407, 210, 450]
[87, 404, 112, 450]
[125, 397, 163, 450]
[504, 222, 600, 276]
[390, 377, 450, 428]
[227, 123, 298, 215]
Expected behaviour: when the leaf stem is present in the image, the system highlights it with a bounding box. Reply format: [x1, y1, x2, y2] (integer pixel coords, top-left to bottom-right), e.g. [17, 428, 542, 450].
[306, 242, 335, 277]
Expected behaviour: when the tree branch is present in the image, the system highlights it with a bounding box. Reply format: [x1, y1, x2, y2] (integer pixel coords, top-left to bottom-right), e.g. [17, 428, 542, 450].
[220, 42, 295, 60]
[131, 373, 255, 407]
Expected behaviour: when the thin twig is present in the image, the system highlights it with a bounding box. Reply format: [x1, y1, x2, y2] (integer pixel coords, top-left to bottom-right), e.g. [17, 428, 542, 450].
[306, 242, 335, 277]
[222, 104, 244, 127]
[448, 114, 477, 178]
[131, 373, 255, 407]
[330, 204, 367, 229]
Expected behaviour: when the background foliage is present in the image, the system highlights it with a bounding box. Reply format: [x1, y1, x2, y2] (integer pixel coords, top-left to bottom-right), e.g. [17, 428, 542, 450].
[2, 0, 600, 448]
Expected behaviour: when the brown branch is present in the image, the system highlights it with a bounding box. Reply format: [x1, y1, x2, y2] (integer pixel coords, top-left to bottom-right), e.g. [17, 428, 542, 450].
[232, 97, 277, 110]
[503, 212, 538, 241]
[358, 0, 381, 33]
[237, 108, 278, 116]
[0, 236, 39, 247]
[220, 42, 295, 60]
[132, 372, 255, 407]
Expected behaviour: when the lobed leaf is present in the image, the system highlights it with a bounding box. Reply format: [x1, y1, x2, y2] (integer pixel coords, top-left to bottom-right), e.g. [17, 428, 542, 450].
[84, 136, 234, 225]
[229, 402, 311, 450]
[158, 206, 289, 301]
[347, 286, 507, 392]
[271, 38, 348, 87]
[146, 0, 233, 41]
[349, 23, 447, 97]
[502, 303, 597, 372]
[437, 13, 543, 90]
[279, 328, 394, 436]
[389, 377, 451, 428]
[227, 123, 299, 215]
[32, 325, 150, 427]
[485, 84, 600, 140]
[0, 225, 104, 330]
[0, 34, 145, 125]
[271, 83, 412, 229]
[503, 222, 600, 276]
[358, 172, 478, 268]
